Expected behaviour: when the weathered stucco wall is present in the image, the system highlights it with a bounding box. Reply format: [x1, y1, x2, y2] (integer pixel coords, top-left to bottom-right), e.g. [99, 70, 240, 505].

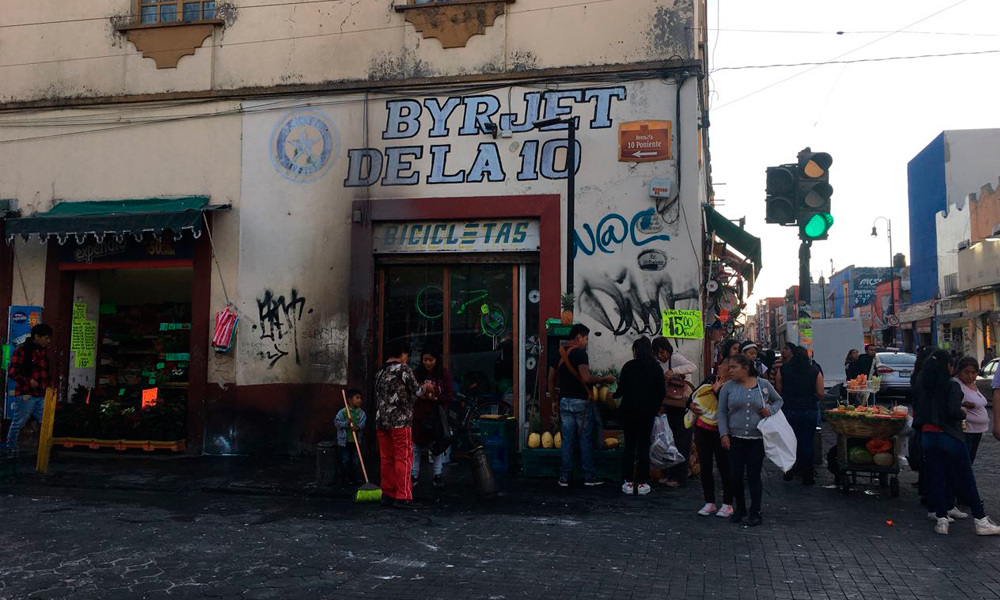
[237, 76, 704, 384]
[1, 0, 698, 104]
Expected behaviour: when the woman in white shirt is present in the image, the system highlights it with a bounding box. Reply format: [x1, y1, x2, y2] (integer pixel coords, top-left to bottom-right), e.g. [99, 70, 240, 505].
[954, 356, 990, 463]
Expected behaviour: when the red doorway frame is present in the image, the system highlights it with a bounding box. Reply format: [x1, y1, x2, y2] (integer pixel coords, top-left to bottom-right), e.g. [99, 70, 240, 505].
[43, 231, 212, 453]
[348, 195, 561, 417]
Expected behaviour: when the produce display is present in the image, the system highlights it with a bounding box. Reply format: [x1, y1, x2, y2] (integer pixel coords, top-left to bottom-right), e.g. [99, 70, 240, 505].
[602, 437, 620, 449]
[848, 447, 874, 464]
[541, 432, 554, 449]
[554, 432, 562, 449]
[846, 374, 882, 392]
[528, 432, 541, 449]
[827, 404, 907, 420]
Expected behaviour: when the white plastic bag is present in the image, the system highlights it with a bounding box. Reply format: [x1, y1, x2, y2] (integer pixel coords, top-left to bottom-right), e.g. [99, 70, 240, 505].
[757, 410, 797, 473]
[650, 414, 685, 469]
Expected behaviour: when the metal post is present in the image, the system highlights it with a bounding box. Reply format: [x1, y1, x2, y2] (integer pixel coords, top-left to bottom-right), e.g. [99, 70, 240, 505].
[566, 122, 576, 296]
[799, 240, 812, 317]
[888, 219, 896, 344]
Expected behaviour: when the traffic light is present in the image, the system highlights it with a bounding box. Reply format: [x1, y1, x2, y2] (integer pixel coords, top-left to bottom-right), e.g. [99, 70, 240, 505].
[765, 164, 798, 225]
[796, 149, 833, 240]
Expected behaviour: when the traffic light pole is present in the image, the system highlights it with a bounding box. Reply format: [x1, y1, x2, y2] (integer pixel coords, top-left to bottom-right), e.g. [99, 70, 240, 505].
[799, 240, 812, 319]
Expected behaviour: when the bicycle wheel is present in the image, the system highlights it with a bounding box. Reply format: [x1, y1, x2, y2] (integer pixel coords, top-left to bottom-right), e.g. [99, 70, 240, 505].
[464, 400, 514, 432]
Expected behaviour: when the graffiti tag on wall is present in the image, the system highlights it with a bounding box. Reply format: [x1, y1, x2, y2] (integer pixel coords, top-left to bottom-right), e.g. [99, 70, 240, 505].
[573, 209, 671, 257]
[252, 289, 312, 368]
[579, 267, 698, 337]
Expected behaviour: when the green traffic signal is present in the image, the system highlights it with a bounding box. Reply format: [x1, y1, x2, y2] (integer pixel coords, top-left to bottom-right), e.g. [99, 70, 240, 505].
[801, 212, 834, 240]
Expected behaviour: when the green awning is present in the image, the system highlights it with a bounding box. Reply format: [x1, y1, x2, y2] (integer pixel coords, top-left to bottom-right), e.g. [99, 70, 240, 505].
[5, 197, 227, 243]
[704, 203, 763, 279]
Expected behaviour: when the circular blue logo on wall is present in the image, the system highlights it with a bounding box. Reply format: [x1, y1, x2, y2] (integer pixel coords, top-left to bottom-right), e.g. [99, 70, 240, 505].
[11, 312, 28, 324]
[270, 110, 339, 183]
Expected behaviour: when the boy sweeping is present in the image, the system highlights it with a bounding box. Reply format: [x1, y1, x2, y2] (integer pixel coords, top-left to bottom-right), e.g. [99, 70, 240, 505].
[335, 388, 367, 486]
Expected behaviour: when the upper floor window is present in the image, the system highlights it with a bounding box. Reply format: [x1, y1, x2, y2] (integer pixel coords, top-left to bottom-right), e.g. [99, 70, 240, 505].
[139, 0, 216, 24]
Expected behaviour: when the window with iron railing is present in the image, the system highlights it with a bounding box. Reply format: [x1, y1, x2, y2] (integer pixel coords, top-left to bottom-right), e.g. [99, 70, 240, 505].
[139, 0, 216, 24]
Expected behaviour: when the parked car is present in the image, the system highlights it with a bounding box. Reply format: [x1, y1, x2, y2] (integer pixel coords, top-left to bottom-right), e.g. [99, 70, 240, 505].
[875, 352, 916, 398]
[976, 358, 998, 403]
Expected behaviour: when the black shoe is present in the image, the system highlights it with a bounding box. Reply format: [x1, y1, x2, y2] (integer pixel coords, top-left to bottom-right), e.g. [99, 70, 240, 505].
[380, 496, 395, 508]
[393, 500, 423, 510]
[783, 472, 794, 482]
[432, 475, 444, 489]
[802, 476, 815, 486]
[746, 514, 763, 527]
[730, 510, 747, 524]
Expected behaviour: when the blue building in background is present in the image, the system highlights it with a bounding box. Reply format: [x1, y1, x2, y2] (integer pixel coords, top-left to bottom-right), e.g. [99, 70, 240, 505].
[827, 265, 893, 318]
[906, 134, 946, 304]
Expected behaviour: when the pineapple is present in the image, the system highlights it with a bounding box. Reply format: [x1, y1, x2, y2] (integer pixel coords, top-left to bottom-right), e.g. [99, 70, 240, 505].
[560, 293, 575, 324]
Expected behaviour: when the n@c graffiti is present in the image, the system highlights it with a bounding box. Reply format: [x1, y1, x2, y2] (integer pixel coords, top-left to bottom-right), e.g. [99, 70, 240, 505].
[271, 110, 340, 183]
[573, 209, 671, 257]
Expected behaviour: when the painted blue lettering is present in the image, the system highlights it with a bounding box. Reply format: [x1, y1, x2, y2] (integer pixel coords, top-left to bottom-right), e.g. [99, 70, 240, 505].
[583, 87, 626, 129]
[496, 222, 512, 244]
[427, 145, 465, 184]
[539, 90, 583, 130]
[431, 224, 447, 245]
[461, 223, 478, 245]
[409, 224, 424, 245]
[422, 225, 432, 245]
[466, 143, 506, 183]
[482, 222, 497, 242]
[383, 100, 422, 139]
[513, 222, 528, 244]
[629, 209, 670, 246]
[424, 97, 462, 137]
[539, 139, 582, 180]
[459, 95, 501, 135]
[382, 146, 423, 186]
[500, 92, 542, 133]
[446, 224, 460, 245]
[517, 140, 539, 181]
[383, 224, 398, 247]
[344, 149, 383, 187]
[573, 210, 671, 257]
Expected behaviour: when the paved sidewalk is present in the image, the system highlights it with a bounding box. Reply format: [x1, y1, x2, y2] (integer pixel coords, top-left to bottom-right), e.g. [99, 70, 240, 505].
[3, 426, 1000, 599]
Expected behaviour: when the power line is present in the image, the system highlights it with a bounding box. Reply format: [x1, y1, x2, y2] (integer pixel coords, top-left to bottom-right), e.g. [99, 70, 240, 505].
[711, 48, 1000, 72]
[0, 0, 618, 70]
[700, 27, 1000, 37]
[712, 0, 971, 110]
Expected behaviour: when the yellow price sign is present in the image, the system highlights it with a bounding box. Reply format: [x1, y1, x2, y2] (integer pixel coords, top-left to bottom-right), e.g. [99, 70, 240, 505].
[660, 309, 704, 340]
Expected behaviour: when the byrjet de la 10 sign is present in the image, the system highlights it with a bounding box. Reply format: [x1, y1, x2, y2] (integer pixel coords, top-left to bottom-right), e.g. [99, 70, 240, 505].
[373, 220, 540, 254]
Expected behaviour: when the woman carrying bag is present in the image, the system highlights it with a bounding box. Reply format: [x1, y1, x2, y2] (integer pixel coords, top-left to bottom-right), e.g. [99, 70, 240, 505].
[718, 354, 783, 527]
[615, 337, 666, 496]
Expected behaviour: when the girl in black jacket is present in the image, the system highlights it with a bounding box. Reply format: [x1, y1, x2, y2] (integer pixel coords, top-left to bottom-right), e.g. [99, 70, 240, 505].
[616, 336, 666, 496]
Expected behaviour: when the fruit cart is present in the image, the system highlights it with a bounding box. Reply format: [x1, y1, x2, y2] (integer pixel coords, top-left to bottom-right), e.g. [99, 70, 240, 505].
[825, 405, 906, 497]
[845, 374, 882, 405]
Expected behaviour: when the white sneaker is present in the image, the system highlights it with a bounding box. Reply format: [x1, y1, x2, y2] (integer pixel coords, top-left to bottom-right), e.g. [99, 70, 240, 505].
[622, 482, 635, 495]
[698, 503, 718, 516]
[935, 518, 950, 535]
[948, 508, 970, 520]
[636, 483, 651, 496]
[975, 517, 1000, 536]
[716, 504, 735, 519]
[928, 512, 955, 523]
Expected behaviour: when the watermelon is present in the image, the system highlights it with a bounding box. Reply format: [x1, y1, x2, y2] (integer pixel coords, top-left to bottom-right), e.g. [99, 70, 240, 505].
[849, 447, 874, 464]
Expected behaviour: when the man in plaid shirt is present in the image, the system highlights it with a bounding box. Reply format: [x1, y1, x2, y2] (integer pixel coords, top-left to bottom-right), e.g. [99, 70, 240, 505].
[6, 323, 54, 450]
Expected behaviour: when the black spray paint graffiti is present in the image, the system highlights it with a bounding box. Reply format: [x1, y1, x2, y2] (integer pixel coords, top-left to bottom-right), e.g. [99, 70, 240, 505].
[251, 289, 312, 368]
[579, 268, 698, 337]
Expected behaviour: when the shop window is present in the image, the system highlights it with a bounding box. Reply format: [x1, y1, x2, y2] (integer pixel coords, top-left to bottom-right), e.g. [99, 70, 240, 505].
[395, 0, 514, 49]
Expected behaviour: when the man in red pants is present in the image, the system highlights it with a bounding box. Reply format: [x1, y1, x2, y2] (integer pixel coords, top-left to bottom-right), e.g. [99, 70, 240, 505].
[375, 338, 433, 509]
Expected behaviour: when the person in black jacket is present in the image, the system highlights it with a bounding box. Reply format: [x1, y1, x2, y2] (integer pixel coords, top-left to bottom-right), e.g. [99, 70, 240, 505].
[917, 350, 1000, 536]
[616, 336, 666, 496]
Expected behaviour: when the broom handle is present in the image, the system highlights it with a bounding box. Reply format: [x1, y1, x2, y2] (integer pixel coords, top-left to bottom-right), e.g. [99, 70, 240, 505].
[343, 390, 371, 484]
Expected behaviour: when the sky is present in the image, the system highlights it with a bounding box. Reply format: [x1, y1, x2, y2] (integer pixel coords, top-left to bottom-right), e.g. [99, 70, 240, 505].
[706, 0, 1000, 314]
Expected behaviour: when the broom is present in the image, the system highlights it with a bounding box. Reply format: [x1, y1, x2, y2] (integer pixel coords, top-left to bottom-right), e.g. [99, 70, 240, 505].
[343, 390, 382, 503]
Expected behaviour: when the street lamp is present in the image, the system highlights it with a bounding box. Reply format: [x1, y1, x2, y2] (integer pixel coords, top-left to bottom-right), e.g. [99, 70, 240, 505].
[532, 117, 577, 296]
[872, 217, 896, 340]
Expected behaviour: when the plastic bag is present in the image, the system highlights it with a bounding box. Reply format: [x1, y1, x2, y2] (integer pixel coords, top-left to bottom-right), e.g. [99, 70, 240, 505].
[650, 414, 685, 469]
[757, 410, 797, 473]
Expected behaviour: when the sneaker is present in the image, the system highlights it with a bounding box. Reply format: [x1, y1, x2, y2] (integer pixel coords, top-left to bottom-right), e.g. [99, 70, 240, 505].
[947, 508, 970, 520]
[557, 478, 570, 488]
[636, 483, 651, 496]
[622, 482, 635, 495]
[975, 517, 1000, 536]
[698, 503, 718, 516]
[716, 504, 735, 519]
[935, 518, 950, 535]
[584, 480, 605, 487]
[432, 475, 444, 489]
[928, 512, 955, 523]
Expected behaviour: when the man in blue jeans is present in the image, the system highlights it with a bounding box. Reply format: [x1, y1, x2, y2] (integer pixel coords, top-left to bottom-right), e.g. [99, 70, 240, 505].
[547, 324, 615, 487]
[6, 324, 54, 452]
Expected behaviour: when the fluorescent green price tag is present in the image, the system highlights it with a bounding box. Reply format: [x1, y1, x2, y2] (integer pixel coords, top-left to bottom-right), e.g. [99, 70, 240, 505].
[660, 309, 704, 340]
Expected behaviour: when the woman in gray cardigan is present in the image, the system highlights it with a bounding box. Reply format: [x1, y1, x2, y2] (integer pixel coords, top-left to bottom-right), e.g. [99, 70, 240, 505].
[718, 354, 784, 527]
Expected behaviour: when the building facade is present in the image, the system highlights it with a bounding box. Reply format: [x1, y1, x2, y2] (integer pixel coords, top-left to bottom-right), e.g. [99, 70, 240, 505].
[0, 0, 713, 455]
[826, 266, 893, 319]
